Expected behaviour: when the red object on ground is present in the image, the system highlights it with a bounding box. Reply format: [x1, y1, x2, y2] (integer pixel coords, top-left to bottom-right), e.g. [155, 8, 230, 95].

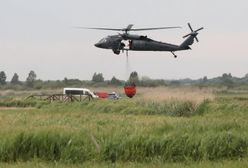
[96, 92, 108, 98]
[124, 85, 136, 98]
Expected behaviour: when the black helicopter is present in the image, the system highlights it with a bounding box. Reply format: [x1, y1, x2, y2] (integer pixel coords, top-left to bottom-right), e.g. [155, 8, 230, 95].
[78, 23, 203, 58]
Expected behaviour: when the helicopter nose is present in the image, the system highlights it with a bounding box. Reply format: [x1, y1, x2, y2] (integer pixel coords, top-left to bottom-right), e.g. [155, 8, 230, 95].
[95, 43, 101, 48]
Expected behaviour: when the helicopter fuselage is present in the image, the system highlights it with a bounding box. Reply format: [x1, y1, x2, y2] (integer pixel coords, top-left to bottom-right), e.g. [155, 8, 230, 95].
[129, 39, 180, 51]
[79, 23, 203, 57]
[94, 34, 190, 55]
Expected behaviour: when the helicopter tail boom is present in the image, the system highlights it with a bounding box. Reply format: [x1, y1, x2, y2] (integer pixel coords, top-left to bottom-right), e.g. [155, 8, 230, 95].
[179, 35, 195, 50]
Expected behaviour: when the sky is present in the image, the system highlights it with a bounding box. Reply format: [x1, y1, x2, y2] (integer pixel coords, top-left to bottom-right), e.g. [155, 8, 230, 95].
[0, 0, 247, 81]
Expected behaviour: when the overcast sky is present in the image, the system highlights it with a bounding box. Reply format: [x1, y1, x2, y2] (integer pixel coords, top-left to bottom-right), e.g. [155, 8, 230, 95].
[0, 0, 247, 81]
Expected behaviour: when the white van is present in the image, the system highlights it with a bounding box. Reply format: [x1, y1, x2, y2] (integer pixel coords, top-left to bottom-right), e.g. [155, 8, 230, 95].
[63, 88, 98, 98]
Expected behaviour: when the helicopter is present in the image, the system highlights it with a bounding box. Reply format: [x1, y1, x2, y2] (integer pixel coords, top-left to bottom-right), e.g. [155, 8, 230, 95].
[78, 23, 203, 58]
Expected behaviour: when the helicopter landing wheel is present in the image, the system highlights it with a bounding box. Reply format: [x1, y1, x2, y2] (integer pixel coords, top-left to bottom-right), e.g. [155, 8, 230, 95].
[171, 52, 177, 58]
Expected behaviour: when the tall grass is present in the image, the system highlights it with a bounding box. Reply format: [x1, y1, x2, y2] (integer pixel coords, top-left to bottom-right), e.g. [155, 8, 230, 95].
[3, 159, 248, 168]
[48, 98, 209, 117]
[0, 131, 247, 163]
[0, 98, 48, 108]
[0, 88, 247, 164]
[0, 131, 93, 163]
[138, 86, 214, 104]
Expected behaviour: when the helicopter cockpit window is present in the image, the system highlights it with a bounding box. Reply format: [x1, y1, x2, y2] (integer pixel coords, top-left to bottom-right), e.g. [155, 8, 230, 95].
[99, 38, 107, 43]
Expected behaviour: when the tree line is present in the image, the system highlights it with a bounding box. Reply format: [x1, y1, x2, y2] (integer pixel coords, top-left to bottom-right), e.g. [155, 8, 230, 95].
[1, 70, 248, 90]
[0, 70, 37, 86]
[0, 70, 139, 89]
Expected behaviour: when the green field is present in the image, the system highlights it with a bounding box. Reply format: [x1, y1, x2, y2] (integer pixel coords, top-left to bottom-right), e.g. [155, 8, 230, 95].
[0, 87, 248, 167]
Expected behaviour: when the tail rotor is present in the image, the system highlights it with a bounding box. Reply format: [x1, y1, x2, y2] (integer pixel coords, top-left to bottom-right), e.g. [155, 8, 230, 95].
[183, 23, 204, 42]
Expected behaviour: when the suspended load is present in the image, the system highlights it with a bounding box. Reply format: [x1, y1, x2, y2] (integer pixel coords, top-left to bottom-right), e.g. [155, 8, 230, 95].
[124, 83, 136, 98]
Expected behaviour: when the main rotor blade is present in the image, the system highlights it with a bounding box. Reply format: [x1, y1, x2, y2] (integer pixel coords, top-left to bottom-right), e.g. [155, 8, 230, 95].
[75, 25, 181, 32]
[131, 26, 181, 31]
[75, 27, 123, 31]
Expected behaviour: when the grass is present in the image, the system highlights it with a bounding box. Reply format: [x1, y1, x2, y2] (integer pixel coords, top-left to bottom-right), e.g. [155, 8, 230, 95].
[138, 86, 215, 104]
[2, 160, 248, 168]
[0, 87, 248, 167]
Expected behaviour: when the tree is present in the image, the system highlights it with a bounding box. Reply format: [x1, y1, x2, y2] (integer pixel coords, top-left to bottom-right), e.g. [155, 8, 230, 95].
[244, 73, 248, 79]
[222, 73, 232, 79]
[203, 76, 208, 83]
[0, 71, 7, 85]
[10, 73, 20, 84]
[92, 72, 104, 82]
[110, 76, 122, 85]
[63, 77, 68, 85]
[221, 73, 234, 88]
[26, 70, 37, 87]
[128, 71, 139, 84]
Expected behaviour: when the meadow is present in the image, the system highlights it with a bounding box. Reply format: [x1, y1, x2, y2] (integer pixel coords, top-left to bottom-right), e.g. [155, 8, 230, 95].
[0, 86, 248, 167]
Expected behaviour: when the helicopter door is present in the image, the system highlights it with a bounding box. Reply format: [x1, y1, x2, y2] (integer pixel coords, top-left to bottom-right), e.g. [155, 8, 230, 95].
[128, 40, 133, 50]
